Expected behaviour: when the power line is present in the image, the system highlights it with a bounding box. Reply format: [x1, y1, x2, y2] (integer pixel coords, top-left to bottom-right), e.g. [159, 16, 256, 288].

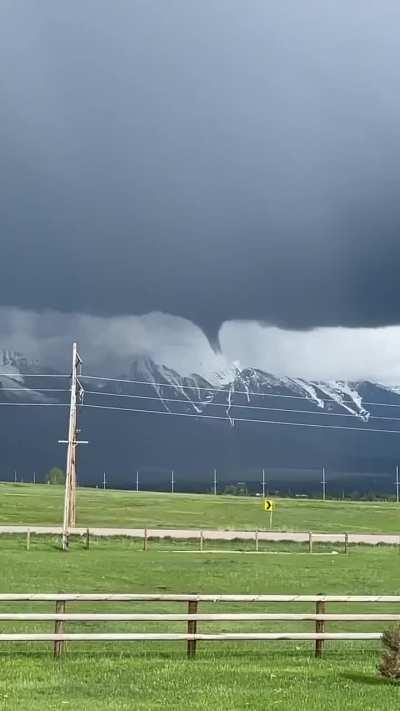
[82, 374, 345, 403]
[85, 389, 356, 416]
[0, 388, 69, 393]
[82, 374, 345, 402]
[82, 374, 400, 410]
[84, 390, 400, 422]
[81, 402, 400, 434]
[0, 373, 69, 378]
[0, 402, 68, 407]
[1, 370, 400, 410]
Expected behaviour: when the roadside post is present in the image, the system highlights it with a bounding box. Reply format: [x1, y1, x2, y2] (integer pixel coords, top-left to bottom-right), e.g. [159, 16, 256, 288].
[263, 499, 275, 529]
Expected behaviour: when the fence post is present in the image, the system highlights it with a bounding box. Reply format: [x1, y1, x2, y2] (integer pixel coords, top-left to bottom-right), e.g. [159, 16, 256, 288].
[308, 531, 313, 554]
[200, 531, 204, 552]
[26, 528, 30, 551]
[187, 600, 198, 658]
[255, 529, 259, 552]
[54, 600, 66, 658]
[315, 596, 326, 658]
[143, 528, 148, 551]
[344, 532, 349, 555]
[85, 528, 90, 550]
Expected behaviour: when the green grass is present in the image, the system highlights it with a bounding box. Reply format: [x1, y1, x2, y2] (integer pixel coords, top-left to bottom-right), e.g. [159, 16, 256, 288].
[0, 538, 400, 709]
[1, 483, 400, 533]
[2, 485, 400, 708]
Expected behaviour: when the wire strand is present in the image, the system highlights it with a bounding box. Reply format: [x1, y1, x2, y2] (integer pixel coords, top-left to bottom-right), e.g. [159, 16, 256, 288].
[81, 373, 398, 409]
[0, 402, 69, 407]
[81, 402, 400, 434]
[0, 388, 69, 393]
[83, 390, 400, 423]
[0, 373, 69, 378]
[83, 390, 371, 419]
[82, 374, 344, 401]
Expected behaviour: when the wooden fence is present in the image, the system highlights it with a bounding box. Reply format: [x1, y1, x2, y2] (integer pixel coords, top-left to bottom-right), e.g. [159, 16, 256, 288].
[0, 594, 398, 658]
[2, 526, 400, 548]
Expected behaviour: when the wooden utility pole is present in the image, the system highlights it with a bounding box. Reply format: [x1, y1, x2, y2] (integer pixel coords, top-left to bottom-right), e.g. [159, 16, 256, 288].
[60, 343, 85, 551]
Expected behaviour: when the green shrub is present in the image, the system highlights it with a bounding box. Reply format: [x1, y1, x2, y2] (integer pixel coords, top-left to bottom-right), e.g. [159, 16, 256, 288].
[379, 626, 400, 680]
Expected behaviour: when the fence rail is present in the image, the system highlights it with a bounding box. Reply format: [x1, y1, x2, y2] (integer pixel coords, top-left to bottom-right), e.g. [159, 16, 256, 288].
[1, 594, 400, 602]
[0, 593, 396, 658]
[0, 633, 382, 641]
[1, 613, 400, 621]
[1, 525, 400, 547]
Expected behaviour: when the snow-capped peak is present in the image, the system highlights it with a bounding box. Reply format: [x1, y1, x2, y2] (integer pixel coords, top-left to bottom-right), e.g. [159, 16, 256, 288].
[0, 350, 61, 403]
[123, 354, 400, 425]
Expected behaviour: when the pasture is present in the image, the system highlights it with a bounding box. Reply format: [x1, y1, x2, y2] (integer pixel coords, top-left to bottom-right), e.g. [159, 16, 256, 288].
[1, 483, 400, 533]
[1, 485, 400, 708]
[0, 537, 400, 709]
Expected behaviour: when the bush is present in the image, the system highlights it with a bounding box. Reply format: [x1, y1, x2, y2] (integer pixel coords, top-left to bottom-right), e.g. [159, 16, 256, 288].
[379, 626, 400, 680]
[47, 467, 65, 485]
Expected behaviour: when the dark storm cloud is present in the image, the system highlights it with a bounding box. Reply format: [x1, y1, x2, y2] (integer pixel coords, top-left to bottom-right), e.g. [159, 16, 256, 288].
[1, 0, 400, 342]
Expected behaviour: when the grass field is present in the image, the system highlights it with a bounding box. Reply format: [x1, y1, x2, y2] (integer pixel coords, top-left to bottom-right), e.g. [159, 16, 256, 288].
[0, 537, 400, 709]
[2, 485, 400, 708]
[1, 483, 400, 533]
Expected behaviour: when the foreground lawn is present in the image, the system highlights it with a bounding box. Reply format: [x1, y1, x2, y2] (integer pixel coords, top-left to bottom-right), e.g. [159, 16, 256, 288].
[0, 538, 400, 708]
[1, 483, 400, 533]
[0, 651, 394, 711]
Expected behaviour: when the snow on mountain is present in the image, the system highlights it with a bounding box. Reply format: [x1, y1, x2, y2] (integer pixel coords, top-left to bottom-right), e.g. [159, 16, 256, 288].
[122, 356, 382, 424]
[0, 350, 61, 403]
[1, 347, 399, 424]
[0, 350, 27, 385]
[127, 356, 224, 414]
[305, 381, 370, 420]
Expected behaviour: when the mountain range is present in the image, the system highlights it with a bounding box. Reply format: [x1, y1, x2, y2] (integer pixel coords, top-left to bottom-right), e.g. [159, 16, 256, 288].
[1, 349, 400, 495]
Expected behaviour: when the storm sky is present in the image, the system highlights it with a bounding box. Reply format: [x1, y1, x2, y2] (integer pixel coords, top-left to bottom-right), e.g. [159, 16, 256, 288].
[2, 1, 400, 375]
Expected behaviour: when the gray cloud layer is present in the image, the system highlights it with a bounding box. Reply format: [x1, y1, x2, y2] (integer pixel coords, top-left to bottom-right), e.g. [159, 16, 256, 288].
[3, 307, 400, 386]
[1, 1, 400, 340]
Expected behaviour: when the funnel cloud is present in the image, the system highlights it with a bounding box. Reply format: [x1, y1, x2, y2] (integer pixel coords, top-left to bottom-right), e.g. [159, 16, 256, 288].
[1, 2, 400, 353]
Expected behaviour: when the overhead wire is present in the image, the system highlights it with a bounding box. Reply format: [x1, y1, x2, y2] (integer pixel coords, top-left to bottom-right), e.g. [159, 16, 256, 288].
[0, 373, 69, 378]
[81, 373, 399, 409]
[80, 402, 400, 435]
[83, 389, 400, 422]
[0, 388, 69, 393]
[0, 402, 69, 407]
[2, 372, 400, 431]
[82, 373, 342, 401]
[0, 371, 398, 409]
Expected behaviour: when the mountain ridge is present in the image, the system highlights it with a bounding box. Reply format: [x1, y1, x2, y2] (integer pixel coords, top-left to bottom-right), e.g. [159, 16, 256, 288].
[1, 350, 400, 493]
